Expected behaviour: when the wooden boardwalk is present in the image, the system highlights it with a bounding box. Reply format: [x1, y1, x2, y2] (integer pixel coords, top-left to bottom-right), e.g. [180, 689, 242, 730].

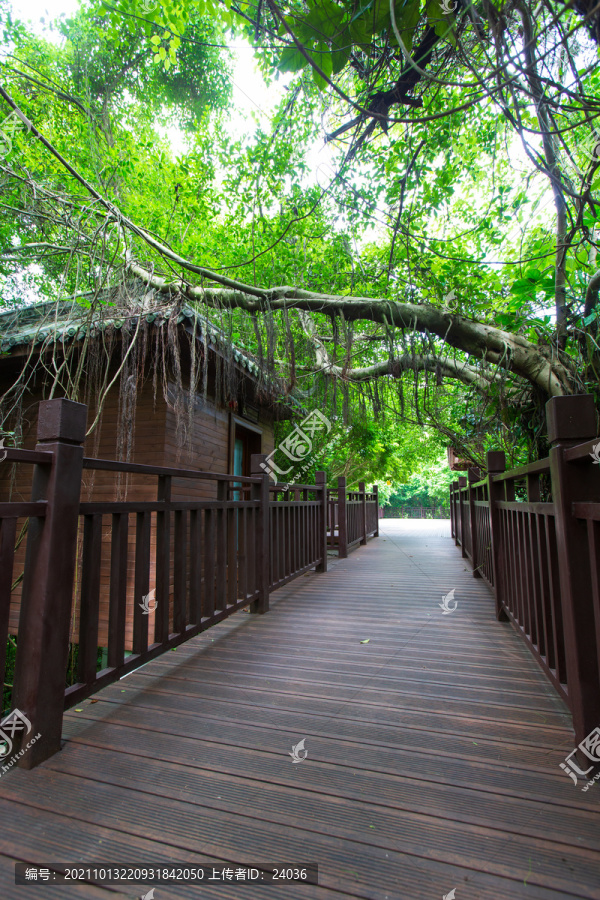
[1, 520, 599, 899]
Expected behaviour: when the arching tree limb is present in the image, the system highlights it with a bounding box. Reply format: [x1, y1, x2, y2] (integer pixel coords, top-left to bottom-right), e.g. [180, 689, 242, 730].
[127, 262, 575, 398]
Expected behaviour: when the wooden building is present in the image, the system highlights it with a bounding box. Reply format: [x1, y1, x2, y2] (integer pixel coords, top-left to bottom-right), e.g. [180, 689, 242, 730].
[0, 298, 293, 650]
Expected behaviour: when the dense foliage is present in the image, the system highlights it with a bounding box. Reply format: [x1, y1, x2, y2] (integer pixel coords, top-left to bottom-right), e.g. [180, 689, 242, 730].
[1, 0, 600, 486]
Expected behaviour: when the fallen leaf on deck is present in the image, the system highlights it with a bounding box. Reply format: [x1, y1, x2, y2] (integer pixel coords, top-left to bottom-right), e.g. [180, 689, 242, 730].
[360, 639, 370, 644]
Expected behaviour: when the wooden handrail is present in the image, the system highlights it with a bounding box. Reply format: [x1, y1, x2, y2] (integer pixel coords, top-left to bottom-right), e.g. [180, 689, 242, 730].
[450, 394, 600, 745]
[2, 448, 54, 465]
[82, 456, 261, 482]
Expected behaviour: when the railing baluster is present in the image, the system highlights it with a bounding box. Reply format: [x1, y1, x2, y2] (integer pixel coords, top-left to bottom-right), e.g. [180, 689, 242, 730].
[316, 472, 327, 572]
[250, 454, 269, 613]
[285, 495, 292, 578]
[337, 476, 347, 558]
[531, 513, 547, 660]
[247, 506, 255, 598]
[204, 508, 215, 619]
[238, 506, 247, 602]
[133, 511, 151, 655]
[227, 505, 237, 607]
[77, 515, 102, 683]
[174, 509, 187, 632]
[155, 475, 171, 642]
[108, 512, 128, 668]
[189, 508, 202, 622]
[216, 483, 227, 612]
[546, 515, 566, 684]
[526, 511, 540, 650]
[0, 517, 17, 701]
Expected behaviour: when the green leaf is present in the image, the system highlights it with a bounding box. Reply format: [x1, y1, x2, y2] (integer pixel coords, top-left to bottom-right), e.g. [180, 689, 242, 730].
[311, 41, 333, 89]
[313, 65, 328, 90]
[331, 42, 351, 74]
[304, 0, 346, 40]
[425, 0, 455, 43]
[390, 0, 420, 50]
[279, 46, 310, 73]
[348, 17, 372, 47]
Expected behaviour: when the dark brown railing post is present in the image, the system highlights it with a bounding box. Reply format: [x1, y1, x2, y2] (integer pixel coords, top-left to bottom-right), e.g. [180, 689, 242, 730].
[250, 454, 270, 614]
[12, 398, 87, 768]
[458, 476, 467, 557]
[486, 451, 507, 621]
[450, 482, 456, 539]
[359, 480, 367, 545]
[547, 394, 600, 744]
[372, 484, 379, 537]
[315, 471, 328, 572]
[337, 475, 348, 558]
[468, 467, 480, 577]
[451, 480, 459, 544]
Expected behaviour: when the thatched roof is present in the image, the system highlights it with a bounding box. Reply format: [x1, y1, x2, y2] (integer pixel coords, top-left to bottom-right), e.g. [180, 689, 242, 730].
[0, 298, 262, 378]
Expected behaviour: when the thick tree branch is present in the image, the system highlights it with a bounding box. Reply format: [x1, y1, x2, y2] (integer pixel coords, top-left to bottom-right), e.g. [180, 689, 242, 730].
[321, 355, 494, 393]
[127, 261, 574, 398]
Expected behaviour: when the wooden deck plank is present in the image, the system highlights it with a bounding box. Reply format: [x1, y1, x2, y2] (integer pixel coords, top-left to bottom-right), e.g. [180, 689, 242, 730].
[72, 678, 572, 756]
[46, 742, 600, 850]
[1, 520, 599, 900]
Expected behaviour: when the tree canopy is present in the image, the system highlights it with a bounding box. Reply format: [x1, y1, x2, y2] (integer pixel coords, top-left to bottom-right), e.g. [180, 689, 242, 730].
[1, 0, 599, 479]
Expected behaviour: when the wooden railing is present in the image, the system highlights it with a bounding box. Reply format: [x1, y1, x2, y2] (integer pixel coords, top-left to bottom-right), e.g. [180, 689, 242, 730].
[450, 394, 600, 744]
[326, 477, 378, 558]
[383, 506, 451, 519]
[267, 472, 327, 590]
[0, 401, 358, 769]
